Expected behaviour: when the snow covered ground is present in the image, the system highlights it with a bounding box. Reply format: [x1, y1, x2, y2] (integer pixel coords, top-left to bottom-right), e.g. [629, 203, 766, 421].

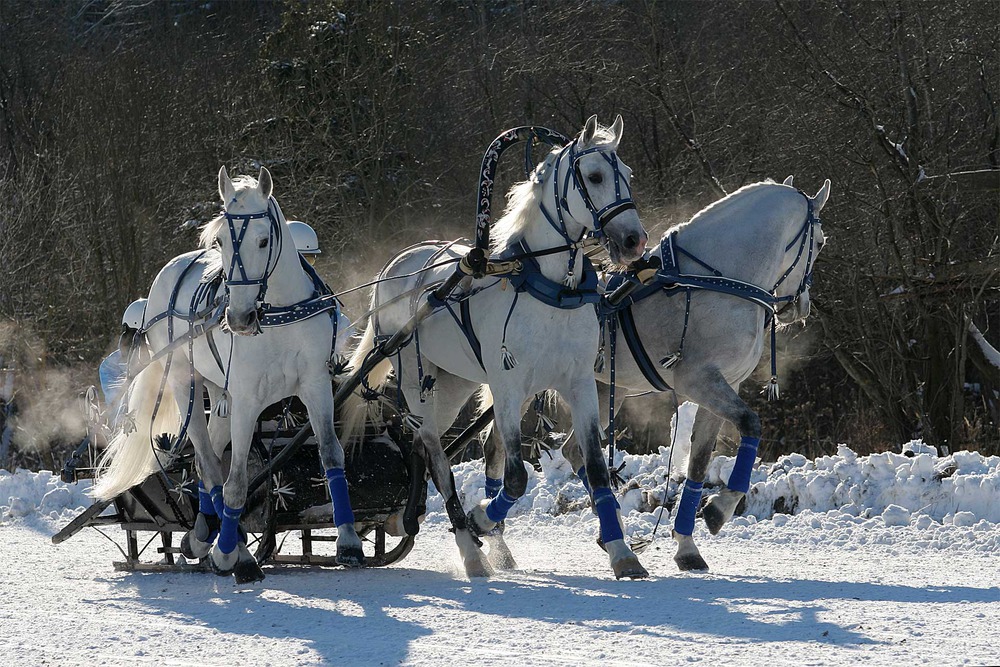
[1, 442, 998, 666]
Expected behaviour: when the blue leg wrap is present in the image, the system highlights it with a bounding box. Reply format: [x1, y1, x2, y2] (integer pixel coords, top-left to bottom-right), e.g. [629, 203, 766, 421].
[209, 485, 224, 518]
[486, 489, 517, 523]
[577, 467, 593, 496]
[593, 487, 624, 544]
[727, 436, 760, 494]
[485, 476, 503, 500]
[217, 504, 243, 554]
[673, 479, 704, 536]
[198, 482, 215, 516]
[326, 468, 356, 527]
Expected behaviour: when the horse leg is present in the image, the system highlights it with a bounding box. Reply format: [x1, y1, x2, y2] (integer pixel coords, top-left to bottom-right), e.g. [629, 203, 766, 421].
[559, 377, 647, 579]
[671, 406, 723, 571]
[480, 424, 518, 570]
[210, 403, 265, 583]
[299, 381, 363, 567]
[561, 381, 611, 495]
[408, 369, 492, 578]
[679, 374, 761, 535]
[180, 389, 226, 560]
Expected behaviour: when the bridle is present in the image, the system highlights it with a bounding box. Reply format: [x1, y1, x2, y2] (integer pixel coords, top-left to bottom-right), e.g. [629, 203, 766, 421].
[771, 194, 822, 317]
[539, 137, 637, 247]
[221, 195, 284, 322]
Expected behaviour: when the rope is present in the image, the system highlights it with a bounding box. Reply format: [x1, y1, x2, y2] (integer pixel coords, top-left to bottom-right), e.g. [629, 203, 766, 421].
[651, 387, 682, 537]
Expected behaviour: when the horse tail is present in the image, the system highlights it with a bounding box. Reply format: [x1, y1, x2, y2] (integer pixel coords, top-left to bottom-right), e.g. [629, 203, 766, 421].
[92, 357, 176, 500]
[475, 384, 494, 443]
[340, 316, 393, 446]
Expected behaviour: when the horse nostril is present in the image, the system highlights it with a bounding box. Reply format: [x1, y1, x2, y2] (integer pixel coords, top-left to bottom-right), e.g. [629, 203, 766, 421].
[624, 234, 638, 250]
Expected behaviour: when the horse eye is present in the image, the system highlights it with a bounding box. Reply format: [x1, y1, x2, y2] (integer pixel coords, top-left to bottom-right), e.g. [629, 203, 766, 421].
[258, 238, 269, 249]
[588, 172, 603, 185]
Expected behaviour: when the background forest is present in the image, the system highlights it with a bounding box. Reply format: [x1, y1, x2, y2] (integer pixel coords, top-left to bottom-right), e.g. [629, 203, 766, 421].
[0, 0, 997, 468]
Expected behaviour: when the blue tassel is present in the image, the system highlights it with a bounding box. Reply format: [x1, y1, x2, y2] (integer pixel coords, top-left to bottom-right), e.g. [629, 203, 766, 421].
[326, 467, 356, 527]
[673, 479, 703, 536]
[593, 487, 624, 544]
[728, 436, 760, 494]
[501, 345, 518, 370]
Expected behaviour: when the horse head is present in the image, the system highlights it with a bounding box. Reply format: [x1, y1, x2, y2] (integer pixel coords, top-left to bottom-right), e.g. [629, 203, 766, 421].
[558, 115, 648, 264]
[212, 165, 280, 336]
[774, 178, 830, 324]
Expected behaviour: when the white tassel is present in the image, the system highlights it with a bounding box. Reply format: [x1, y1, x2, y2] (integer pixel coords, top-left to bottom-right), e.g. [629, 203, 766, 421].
[501, 345, 518, 370]
[660, 352, 681, 369]
[402, 412, 423, 432]
[594, 347, 605, 373]
[766, 376, 780, 401]
[214, 391, 230, 418]
[563, 272, 577, 288]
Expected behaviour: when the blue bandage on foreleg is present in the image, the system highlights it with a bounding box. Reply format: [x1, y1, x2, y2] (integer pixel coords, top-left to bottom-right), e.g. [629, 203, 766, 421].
[209, 485, 224, 517]
[486, 489, 517, 523]
[673, 479, 704, 536]
[577, 467, 593, 496]
[198, 481, 214, 516]
[216, 504, 243, 554]
[326, 468, 356, 527]
[485, 476, 503, 499]
[727, 436, 760, 494]
[592, 487, 624, 544]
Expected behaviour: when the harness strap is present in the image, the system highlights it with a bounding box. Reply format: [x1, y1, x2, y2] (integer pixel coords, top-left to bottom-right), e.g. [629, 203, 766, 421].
[617, 306, 672, 392]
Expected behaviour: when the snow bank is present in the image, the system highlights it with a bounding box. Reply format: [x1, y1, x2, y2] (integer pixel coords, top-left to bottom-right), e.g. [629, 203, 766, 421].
[0, 469, 92, 522]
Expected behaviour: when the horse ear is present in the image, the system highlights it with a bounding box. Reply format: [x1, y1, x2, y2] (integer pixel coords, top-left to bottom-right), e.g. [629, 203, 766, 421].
[782, 175, 794, 186]
[609, 114, 624, 148]
[258, 167, 273, 200]
[813, 178, 831, 212]
[581, 114, 598, 145]
[218, 166, 236, 205]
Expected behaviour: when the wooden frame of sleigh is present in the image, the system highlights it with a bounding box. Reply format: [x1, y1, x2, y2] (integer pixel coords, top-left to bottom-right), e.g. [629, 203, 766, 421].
[53, 387, 492, 573]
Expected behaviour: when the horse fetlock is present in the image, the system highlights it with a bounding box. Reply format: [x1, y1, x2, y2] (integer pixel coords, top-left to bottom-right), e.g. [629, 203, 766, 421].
[180, 513, 218, 560]
[336, 523, 365, 567]
[672, 531, 709, 571]
[467, 499, 497, 536]
[385, 510, 424, 537]
[605, 539, 648, 580]
[210, 543, 239, 575]
[703, 489, 743, 535]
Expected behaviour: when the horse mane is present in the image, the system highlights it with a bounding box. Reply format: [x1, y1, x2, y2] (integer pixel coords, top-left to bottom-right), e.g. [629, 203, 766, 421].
[490, 126, 617, 253]
[198, 175, 261, 274]
[663, 179, 778, 240]
[198, 175, 260, 250]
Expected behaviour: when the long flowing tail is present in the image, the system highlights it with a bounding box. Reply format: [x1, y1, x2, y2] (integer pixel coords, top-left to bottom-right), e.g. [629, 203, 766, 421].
[340, 312, 394, 446]
[92, 357, 177, 500]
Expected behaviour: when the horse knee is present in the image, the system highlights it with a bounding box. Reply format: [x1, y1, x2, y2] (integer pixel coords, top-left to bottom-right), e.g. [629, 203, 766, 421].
[504, 459, 528, 498]
[738, 411, 761, 440]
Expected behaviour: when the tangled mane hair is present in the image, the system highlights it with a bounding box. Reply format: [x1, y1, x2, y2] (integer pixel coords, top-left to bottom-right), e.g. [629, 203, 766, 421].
[489, 125, 617, 254]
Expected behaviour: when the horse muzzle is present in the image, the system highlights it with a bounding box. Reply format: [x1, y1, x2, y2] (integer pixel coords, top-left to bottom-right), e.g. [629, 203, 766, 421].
[224, 307, 262, 336]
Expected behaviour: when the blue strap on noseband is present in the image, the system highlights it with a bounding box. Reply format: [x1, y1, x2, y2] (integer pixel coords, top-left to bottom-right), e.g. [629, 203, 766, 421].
[326, 467, 356, 527]
[727, 436, 760, 494]
[592, 486, 624, 544]
[673, 479, 704, 536]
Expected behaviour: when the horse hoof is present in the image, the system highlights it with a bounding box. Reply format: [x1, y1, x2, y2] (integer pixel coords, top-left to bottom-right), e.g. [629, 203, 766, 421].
[180, 529, 212, 560]
[233, 546, 265, 584]
[702, 498, 727, 535]
[484, 535, 518, 571]
[337, 545, 365, 568]
[464, 557, 494, 578]
[612, 557, 649, 580]
[466, 500, 497, 537]
[674, 552, 710, 572]
[210, 544, 238, 576]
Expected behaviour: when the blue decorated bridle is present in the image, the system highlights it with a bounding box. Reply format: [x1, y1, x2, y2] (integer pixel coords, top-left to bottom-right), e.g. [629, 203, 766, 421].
[537, 138, 637, 278]
[222, 196, 284, 317]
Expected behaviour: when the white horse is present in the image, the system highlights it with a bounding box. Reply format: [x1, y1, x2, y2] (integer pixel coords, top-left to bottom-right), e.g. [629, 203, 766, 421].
[348, 116, 650, 578]
[94, 167, 362, 582]
[540, 176, 828, 572]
